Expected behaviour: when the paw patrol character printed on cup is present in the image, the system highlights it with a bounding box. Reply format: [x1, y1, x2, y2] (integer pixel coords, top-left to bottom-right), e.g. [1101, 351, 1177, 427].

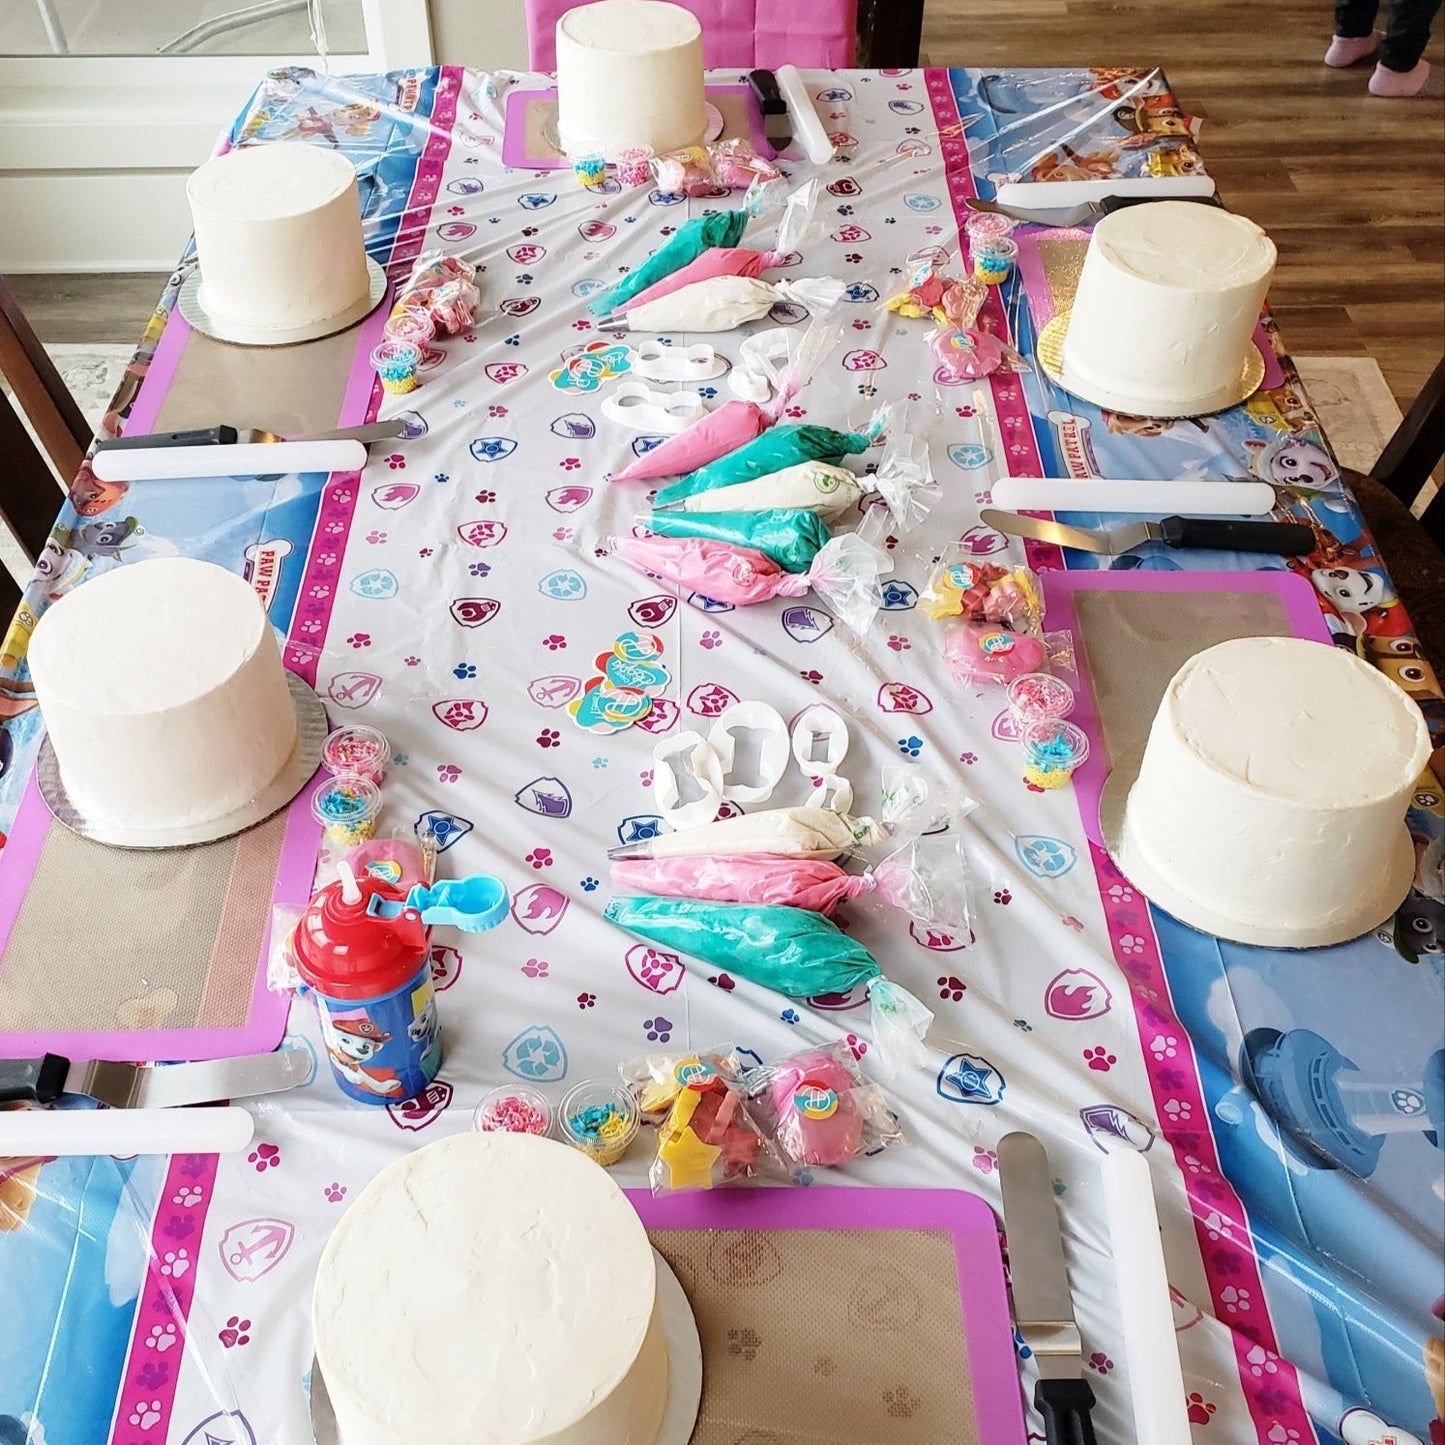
[1021, 718, 1089, 790]
[291, 863, 443, 1103]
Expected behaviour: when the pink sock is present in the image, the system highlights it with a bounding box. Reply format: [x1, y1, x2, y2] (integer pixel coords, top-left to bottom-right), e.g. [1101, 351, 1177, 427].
[1325, 33, 1378, 66]
[1368, 60, 1443, 96]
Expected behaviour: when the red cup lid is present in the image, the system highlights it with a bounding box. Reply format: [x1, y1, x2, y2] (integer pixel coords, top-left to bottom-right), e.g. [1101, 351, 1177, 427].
[292, 875, 429, 1001]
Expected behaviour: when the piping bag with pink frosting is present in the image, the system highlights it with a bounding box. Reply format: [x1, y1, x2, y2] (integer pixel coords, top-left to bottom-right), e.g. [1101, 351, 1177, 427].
[611, 531, 891, 632]
[609, 179, 823, 315]
[610, 312, 844, 483]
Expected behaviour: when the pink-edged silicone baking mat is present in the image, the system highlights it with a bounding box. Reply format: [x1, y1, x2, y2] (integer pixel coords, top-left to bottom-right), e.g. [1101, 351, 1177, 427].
[1041, 569, 1334, 848]
[633, 1186, 1027, 1444]
[502, 83, 768, 169]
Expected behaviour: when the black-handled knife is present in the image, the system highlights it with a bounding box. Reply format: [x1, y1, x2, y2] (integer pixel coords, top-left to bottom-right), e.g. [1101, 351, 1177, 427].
[1099, 192, 1224, 214]
[981, 508, 1314, 557]
[747, 68, 792, 152]
[93, 425, 239, 452]
[999, 1132, 1099, 1445]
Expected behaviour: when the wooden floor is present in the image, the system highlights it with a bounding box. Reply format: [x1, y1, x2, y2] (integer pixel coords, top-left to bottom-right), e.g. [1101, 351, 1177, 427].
[11, 7, 1444, 408]
[923, 0, 1445, 408]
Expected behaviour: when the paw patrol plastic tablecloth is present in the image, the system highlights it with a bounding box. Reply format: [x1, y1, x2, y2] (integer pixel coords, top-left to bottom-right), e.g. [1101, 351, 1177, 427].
[0, 64, 1441, 1445]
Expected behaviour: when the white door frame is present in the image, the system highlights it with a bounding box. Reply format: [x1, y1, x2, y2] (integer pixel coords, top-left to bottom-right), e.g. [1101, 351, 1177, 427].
[0, 0, 432, 272]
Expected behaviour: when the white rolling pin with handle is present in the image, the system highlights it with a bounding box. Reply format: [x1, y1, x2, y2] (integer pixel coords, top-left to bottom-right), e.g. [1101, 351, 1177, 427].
[0, 1105, 255, 1156]
[990, 476, 1277, 516]
[1101, 1149, 1194, 1445]
[91, 439, 367, 483]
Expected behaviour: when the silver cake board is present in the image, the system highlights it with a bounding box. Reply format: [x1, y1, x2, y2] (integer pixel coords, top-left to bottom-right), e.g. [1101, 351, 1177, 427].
[179, 256, 387, 348]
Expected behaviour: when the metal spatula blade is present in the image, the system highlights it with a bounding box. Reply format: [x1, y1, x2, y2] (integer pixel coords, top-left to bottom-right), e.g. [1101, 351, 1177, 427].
[0, 1048, 310, 1108]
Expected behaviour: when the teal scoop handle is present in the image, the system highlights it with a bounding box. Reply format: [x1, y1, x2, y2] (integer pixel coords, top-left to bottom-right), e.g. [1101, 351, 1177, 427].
[367, 875, 509, 932]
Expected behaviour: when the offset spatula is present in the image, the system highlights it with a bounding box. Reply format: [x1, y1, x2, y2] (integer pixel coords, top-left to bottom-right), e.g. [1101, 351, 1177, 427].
[982, 508, 1314, 556]
[0, 1048, 310, 1109]
[999, 1132, 1098, 1445]
[93, 419, 406, 451]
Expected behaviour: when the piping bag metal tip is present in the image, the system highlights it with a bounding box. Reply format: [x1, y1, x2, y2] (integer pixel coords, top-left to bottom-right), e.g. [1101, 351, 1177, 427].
[607, 843, 656, 861]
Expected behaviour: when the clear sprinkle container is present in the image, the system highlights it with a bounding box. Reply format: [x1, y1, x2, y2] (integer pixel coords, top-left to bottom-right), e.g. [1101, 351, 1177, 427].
[474, 1085, 552, 1137]
[559, 1080, 640, 1167]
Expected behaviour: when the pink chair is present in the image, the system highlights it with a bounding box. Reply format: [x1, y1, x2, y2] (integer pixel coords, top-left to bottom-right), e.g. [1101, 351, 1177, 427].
[524, 0, 859, 71]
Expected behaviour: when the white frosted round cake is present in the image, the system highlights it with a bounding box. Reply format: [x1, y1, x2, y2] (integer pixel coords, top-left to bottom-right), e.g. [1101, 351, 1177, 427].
[313, 1132, 670, 1445]
[555, 0, 707, 159]
[186, 142, 370, 336]
[1112, 636, 1430, 948]
[28, 558, 298, 834]
[1059, 201, 1277, 416]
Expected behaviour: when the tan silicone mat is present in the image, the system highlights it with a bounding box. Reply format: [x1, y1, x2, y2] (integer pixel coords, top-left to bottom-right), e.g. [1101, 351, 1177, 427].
[0, 808, 286, 1036]
[1073, 587, 1290, 772]
[648, 1228, 977, 1445]
[151, 320, 366, 437]
[514, 91, 758, 163]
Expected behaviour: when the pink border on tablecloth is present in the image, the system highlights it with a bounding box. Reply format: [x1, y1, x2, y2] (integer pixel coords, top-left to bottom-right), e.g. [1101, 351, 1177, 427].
[286, 65, 463, 685]
[928, 70, 1316, 1443]
[110, 1154, 221, 1445]
[630, 1185, 1028, 1443]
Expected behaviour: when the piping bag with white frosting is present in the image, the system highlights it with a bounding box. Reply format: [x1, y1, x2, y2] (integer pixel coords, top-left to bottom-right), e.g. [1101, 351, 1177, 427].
[608, 804, 887, 862]
[655, 399, 895, 506]
[611, 531, 891, 632]
[604, 895, 935, 1075]
[588, 208, 749, 316]
[624, 274, 847, 333]
[610, 312, 844, 482]
[657, 424, 938, 529]
[610, 179, 823, 315]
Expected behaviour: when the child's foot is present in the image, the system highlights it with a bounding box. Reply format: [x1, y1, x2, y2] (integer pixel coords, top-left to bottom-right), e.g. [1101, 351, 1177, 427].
[1325, 33, 1378, 66]
[1368, 60, 1444, 96]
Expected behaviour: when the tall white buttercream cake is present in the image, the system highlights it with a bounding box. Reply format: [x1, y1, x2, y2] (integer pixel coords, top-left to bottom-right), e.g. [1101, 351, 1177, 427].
[28, 558, 298, 833]
[1114, 637, 1430, 948]
[1060, 201, 1277, 416]
[186, 142, 370, 334]
[555, 0, 707, 159]
[313, 1133, 670, 1445]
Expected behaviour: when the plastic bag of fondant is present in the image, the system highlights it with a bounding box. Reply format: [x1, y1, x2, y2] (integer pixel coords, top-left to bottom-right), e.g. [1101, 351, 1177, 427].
[589, 208, 749, 316]
[624, 273, 846, 333]
[743, 1042, 904, 1170]
[610, 531, 891, 633]
[619, 1045, 784, 1193]
[921, 548, 1044, 629]
[609, 311, 845, 483]
[610, 804, 889, 862]
[653, 400, 891, 505]
[643, 506, 831, 574]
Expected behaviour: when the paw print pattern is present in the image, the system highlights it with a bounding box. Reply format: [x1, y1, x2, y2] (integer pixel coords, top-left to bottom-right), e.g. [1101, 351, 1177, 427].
[577, 992, 596, 1009]
[128, 1401, 163, 1430]
[887, 634, 910, 651]
[147, 1322, 178, 1352]
[219, 1315, 251, 1347]
[536, 728, 561, 748]
[780, 1008, 800, 1025]
[959, 751, 977, 765]
[159, 1248, 190, 1278]
[559, 457, 581, 471]
[1151, 1034, 1180, 1060]
[171, 1185, 203, 1208]
[1088, 1352, 1113, 1374]
[727, 1327, 762, 1361]
[453, 662, 476, 679]
[1219, 1285, 1251, 1314]
[543, 633, 567, 651]
[247, 1143, 280, 1172]
[385, 453, 406, 470]
[699, 629, 722, 650]
[521, 957, 550, 978]
[883, 1386, 920, 1419]
[643, 1016, 673, 1043]
[365, 529, 387, 544]
[324, 1181, 347, 1203]
[709, 973, 736, 991]
[347, 633, 371, 649]
[971, 1147, 997, 1174]
[475, 488, 497, 503]
[937, 975, 966, 1002]
[896, 735, 923, 758]
[580, 876, 599, 891]
[845, 1032, 866, 1059]
[437, 764, 461, 783]
[1084, 1046, 1116, 1073]
[993, 888, 1012, 905]
[1187, 1392, 1218, 1425]
[526, 848, 553, 869]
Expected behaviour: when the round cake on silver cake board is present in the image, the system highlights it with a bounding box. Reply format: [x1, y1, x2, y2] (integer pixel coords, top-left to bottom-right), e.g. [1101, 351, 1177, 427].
[37, 670, 327, 851]
[1096, 746, 1419, 949]
[1036, 308, 1268, 420]
[178, 256, 388, 347]
[307, 1248, 703, 1445]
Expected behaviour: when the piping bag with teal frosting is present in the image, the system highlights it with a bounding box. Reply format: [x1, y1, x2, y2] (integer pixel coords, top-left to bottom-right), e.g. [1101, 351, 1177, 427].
[604, 895, 934, 1076]
[588, 209, 749, 317]
[654, 400, 896, 506]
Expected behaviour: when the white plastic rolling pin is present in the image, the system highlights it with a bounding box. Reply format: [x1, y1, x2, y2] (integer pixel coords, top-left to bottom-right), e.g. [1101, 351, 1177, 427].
[1101, 1148, 1193, 1445]
[92, 440, 367, 483]
[775, 65, 835, 164]
[990, 476, 1277, 517]
[0, 1105, 255, 1156]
